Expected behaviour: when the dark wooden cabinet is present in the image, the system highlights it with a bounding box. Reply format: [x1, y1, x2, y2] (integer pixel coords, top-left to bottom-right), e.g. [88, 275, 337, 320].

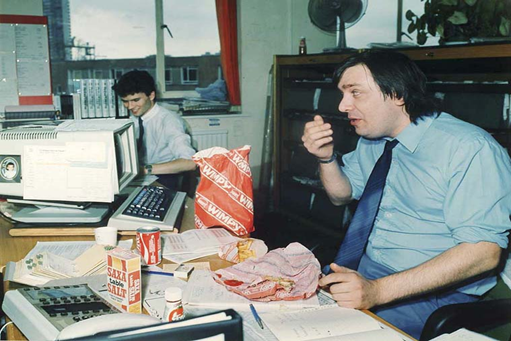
[272, 43, 511, 234]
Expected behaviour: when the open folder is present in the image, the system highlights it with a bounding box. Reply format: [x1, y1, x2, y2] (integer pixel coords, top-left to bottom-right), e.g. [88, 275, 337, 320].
[71, 309, 243, 341]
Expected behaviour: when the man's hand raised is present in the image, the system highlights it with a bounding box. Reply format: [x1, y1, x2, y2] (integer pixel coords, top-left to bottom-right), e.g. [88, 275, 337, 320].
[302, 115, 334, 161]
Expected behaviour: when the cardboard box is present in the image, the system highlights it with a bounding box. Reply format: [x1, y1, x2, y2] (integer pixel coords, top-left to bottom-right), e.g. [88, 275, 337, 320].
[106, 247, 141, 313]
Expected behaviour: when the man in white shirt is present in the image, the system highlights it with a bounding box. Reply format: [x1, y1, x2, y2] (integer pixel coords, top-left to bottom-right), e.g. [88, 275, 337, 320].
[112, 70, 196, 189]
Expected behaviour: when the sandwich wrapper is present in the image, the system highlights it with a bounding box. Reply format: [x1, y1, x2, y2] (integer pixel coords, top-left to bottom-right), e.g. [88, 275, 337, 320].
[213, 242, 321, 302]
[218, 238, 268, 263]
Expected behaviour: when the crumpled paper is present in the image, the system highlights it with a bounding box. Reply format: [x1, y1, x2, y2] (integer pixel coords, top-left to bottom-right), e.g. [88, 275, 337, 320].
[218, 238, 268, 263]
[213, 242, 321, 301]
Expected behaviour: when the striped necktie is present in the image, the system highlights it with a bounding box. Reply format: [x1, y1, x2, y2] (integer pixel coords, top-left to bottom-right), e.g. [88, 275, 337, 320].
[325, 139, 399, 273]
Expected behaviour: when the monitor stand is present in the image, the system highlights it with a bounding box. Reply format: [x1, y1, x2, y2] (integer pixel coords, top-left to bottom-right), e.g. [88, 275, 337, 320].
[10, 204, 110, 224]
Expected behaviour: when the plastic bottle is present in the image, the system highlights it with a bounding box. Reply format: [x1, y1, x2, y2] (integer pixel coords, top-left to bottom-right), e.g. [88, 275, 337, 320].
[299, 36, 307, 55]
[163, 287, 185, 322]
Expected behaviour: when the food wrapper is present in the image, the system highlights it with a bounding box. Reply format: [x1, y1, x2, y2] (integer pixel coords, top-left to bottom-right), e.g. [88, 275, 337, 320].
[218, 238, 268, 263]
[192, 145, 254, 236]
[213, 242, 321, 302]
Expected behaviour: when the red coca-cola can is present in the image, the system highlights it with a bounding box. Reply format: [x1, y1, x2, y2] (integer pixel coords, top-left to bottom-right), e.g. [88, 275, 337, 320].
[136, 226, 161, 266]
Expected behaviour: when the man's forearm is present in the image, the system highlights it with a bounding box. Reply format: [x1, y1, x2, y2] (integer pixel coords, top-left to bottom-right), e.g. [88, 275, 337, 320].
[147, 159, 196, 175]
[373, 241, 501, 306]
[319, 161, 353, 206]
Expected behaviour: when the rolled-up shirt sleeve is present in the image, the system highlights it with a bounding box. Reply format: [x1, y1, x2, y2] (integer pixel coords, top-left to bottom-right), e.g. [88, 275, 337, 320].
[444, 135, 511, 249]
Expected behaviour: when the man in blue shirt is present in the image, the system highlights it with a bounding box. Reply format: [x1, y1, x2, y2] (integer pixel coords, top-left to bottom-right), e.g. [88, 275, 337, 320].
[302, 51, 511, 338]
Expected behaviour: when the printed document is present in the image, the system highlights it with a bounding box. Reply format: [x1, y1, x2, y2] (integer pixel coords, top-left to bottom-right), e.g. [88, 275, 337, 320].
[162, 228, 238, 255]
[259, 305, 403, 341]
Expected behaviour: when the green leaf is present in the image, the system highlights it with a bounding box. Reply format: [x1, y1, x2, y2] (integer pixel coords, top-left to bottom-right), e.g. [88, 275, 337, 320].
[405, 10, 416, 20]
[408, 22, 417, 33]
[417, 31, 428, 45]
[500, 17, 511, 36]
[447, 11, 469, 25]
[439, 0, 458, 5]
[436, 23, 445, 37]
[464, 0, 477, 6]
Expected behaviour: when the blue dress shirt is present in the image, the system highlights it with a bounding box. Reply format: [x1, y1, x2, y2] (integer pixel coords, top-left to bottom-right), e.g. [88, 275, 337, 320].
[341, 113, 511, 295]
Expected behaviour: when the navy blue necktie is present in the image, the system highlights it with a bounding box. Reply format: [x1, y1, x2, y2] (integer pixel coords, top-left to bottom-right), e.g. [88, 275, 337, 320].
[326, 139, 399, 273]
[138, 116, 145, 158]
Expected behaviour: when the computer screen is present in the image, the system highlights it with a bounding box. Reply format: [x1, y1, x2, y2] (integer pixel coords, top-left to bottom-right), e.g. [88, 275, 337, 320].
[0, 119, 139, 223]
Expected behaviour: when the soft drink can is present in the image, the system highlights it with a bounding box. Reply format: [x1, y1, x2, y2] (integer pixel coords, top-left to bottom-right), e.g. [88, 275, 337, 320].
[136, 226, 161, 266]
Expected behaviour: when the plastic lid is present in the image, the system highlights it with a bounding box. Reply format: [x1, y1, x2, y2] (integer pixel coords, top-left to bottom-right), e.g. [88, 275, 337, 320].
[165, 287, 182, 301]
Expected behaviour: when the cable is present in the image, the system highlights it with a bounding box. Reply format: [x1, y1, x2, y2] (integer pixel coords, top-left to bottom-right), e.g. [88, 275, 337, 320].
[0, 321, 13, 339]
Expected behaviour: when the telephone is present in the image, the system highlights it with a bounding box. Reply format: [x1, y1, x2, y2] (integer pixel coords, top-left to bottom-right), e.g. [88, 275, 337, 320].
[1, 284, 159, 341]
[57, 313, 161, 340]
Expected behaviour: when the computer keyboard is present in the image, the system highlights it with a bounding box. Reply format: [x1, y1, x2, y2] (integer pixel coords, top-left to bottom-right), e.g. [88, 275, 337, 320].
[122, 185, 175, 222]
[107, 185, 186, 231]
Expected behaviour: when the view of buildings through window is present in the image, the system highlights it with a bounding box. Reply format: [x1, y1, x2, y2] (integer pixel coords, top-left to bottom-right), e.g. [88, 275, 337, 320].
[44, 0, 222, 97]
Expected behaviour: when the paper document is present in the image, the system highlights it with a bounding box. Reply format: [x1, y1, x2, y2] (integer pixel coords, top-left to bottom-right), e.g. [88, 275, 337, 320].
[22, 143, 115, 202]
[259, 305, 403, 341]
[431, 328, 497, 340]
[162, 228, 238, 255]
[26, 240, 132, 260]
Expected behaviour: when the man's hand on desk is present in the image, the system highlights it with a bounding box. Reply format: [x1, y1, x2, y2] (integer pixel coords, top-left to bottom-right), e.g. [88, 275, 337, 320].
[319, 263, 382, 310]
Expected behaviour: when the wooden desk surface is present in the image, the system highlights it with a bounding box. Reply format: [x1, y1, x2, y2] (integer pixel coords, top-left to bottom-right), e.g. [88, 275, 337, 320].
[1, 197, 416, 341]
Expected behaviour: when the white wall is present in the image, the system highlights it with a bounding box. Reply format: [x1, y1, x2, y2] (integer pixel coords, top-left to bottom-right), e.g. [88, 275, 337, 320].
[237, 0, 335, 190]
[0, 0, 42, 15]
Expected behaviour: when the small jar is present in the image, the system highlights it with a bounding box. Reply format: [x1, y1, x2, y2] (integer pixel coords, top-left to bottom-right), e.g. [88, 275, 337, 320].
[299, 36, 307, 55]
[163, 287, 185, 322]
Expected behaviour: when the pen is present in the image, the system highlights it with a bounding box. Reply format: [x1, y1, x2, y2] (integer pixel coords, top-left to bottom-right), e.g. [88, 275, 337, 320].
[141, 270, 174, 277]
[249, 303, 264, 329]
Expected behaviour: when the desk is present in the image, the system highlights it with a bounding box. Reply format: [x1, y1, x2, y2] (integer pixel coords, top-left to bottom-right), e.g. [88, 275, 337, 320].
[1, 197, 416, 341]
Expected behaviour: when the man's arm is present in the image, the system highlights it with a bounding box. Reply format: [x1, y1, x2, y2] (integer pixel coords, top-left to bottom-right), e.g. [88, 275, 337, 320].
[142, 158, 196, 175]
[302, 115, 353, 205]
[319, 241, 501, 309]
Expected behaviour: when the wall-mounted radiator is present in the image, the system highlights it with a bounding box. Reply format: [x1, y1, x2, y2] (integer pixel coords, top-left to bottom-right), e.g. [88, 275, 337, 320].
[190, 129, 229, 151]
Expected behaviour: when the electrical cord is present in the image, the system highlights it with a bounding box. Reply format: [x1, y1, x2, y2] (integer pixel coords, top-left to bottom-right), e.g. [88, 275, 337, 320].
[0, 321, 13, 339]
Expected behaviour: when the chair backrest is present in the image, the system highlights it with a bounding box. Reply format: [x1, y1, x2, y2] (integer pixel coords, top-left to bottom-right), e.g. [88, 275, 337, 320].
[420, 298, 511, 341]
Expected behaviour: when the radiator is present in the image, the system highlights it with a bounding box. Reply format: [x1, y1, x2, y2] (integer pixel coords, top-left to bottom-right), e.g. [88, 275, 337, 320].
[191, 129, 228, 151]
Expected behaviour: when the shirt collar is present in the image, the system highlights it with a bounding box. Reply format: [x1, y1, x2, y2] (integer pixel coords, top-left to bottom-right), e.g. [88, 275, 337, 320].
[141, 103, 159, 122]
[395, 114, 437, 153]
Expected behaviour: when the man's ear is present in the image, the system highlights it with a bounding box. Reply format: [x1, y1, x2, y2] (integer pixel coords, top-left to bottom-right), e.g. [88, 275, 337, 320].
[149, 91, 156, 101]
[393, 96, 405, 107]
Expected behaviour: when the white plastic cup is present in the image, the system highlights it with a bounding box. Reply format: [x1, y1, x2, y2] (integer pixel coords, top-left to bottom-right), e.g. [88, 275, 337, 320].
[94, 226, 118, 246]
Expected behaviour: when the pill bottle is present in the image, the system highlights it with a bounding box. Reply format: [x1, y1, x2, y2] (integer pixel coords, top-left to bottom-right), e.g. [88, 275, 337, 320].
[163, 287, 185, 322]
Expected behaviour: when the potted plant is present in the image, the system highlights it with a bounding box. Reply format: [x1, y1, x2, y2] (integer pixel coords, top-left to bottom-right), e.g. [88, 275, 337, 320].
[406, 0, 511, 45]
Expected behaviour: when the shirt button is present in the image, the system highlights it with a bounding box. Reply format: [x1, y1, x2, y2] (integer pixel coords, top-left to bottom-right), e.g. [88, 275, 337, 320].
[385, 212, 392, 218]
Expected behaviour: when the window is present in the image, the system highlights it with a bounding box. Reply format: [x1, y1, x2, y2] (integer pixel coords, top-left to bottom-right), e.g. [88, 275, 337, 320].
[181, 67, 198, 85]
[157, 0, 221, 96]
[165, 68, 174, 86]
[45, 0, 156, 95]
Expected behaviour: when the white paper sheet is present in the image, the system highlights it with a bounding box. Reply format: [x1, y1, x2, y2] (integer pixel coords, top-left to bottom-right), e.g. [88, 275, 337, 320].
[259, 305, 402, 341]
[26, 240, 133, 260]
[162, 228, 238, 255]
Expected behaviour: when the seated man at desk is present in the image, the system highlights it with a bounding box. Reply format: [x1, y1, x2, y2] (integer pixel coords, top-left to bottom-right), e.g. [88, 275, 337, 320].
[112, 70, 196, 190]
[301, 50, 511, 339]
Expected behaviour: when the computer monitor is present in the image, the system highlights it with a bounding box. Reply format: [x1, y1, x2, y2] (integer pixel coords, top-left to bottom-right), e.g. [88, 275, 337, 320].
[0, 119, 139, 223]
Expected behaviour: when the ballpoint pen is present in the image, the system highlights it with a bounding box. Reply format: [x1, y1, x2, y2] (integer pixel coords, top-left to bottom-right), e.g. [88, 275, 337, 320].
[141, 269, 174, 277]
[249, 303, 264, 329]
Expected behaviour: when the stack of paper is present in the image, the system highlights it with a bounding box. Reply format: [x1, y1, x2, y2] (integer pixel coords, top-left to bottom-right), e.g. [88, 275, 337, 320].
[162, 228, 238, 263]
[6, 240, 132, 286]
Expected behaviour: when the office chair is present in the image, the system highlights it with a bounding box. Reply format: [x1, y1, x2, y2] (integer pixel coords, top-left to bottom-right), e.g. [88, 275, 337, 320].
[420, 298, 511, 341]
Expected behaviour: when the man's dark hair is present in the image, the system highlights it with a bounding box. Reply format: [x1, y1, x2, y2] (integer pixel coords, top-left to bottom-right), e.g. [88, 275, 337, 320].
[112, 70, 156, 98]
[334, 50, 440, 123]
